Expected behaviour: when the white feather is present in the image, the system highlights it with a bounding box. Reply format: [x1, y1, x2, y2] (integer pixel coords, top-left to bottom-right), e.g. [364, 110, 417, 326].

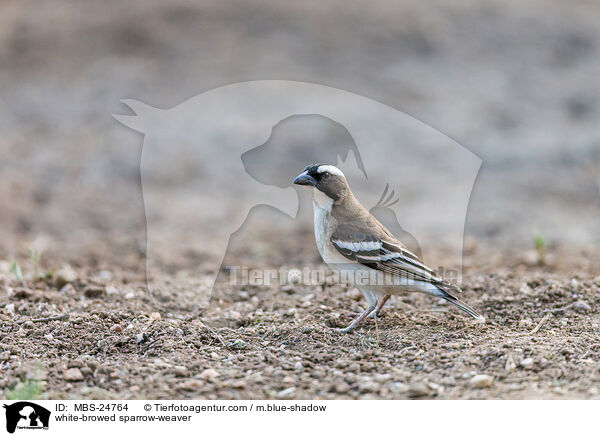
[317, 165, 345, 177]
[334, 240, 381, 252]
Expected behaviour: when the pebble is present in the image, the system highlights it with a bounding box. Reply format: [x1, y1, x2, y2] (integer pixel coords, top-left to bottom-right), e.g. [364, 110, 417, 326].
[331, 382, 350, 394]
[469, 374, 494, 388]
[280, 285, 295, 294]
[294, 361, 304, 372]
[229, 380, 247, 389]
[150, 312, 161, 321]
[0, 351, 10, 361]
[200, 368, 220, 381]
[98, 270, 113, 281]
[407, 383, 432, 398]
[174, 366, 189, 377]
[358, 381, 379, 394]
[179, 379, 202, 391]
[505, 355, 517, 372]
[64, 368, 84, 381]
[84, 287, 105, 298]
[55, 266, 78, 288]
[105, 286, 119, 296]
[519, 283, 533, 295]
[572, 300, 591, 313]
[5, 303, 14, 314]
[520, 357, 534, 369]
[110, 324, 123, 333]
[276, 387, 296, 398]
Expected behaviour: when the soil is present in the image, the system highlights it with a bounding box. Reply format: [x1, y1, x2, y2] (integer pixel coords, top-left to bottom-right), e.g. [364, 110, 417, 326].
[1, 244, 600, 400]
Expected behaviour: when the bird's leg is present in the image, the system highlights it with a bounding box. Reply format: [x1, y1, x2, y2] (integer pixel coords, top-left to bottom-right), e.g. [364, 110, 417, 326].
[369, 294, 390, 319]
[340, 302, 377, 334]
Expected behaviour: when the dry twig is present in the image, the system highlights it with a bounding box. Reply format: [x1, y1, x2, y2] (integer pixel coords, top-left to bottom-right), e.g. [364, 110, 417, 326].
[16, 314, 69, 325]
[529, 313, 552, 335]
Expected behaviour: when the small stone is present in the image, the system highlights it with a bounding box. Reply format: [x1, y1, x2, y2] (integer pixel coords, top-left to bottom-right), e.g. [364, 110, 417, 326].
[519, 283, 532, 295]
[55, 266, 78, 288]
[98, 270, 113, 280]
[294, 361, 304, 372]
[84, 287, 105, 298]
[5, 303, 14, 314]
[174, 366, 189, 377]
[407, 383, 432, 398]
[200, 368, 220, 381]
[136, 333, 146, 343]
[281, 285, 295, 294]
[358, 381, 379, 394]
[124, 291, 135, 299]
[332, 382, 350, 394]
[64, 368, 84, 381]
[0, 351, 10, 361]
[60, 283, 76, 295]
[179, 379, 202, 391]
[277, 387, 296, 398]
[571, 300, 591, 313]
[150, 312, 161, 321]
[44, 333, 54, 341]
[520, 357, 534, 369]
[469, 374, 494, 388]
[505, 355, 517, 372]
[229, 380, 247, 389]
[110, 324, 123, 333]
[105, 286, 119, 296]
[282, 375, 296, 384]
[80, 367, 93, 377]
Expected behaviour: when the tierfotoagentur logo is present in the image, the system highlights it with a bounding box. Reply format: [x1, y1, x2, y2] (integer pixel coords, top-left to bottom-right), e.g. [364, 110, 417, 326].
[2, 402, 50, 434]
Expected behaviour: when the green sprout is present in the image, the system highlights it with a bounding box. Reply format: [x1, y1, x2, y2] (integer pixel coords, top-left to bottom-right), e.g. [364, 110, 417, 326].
[9, 261, 24, 283]
[6, 379, 44, 400]
[534, 233, 547, 264]
[29, 248, 41, 280]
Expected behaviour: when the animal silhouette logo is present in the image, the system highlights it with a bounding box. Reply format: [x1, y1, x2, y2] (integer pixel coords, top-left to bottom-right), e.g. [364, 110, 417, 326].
[114, 80, 481, 304]
[3, 402, 50, 433]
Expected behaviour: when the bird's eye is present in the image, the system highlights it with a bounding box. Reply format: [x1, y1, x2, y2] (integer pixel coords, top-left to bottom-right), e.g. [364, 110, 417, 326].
[322, 172, 330, 178]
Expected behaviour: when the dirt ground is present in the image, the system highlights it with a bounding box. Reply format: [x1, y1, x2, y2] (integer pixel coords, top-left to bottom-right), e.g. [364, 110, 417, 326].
[1, 242, 600, 400]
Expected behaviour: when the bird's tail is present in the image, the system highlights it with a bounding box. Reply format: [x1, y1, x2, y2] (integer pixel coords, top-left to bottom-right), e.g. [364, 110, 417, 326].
[436, 289, 484, 320]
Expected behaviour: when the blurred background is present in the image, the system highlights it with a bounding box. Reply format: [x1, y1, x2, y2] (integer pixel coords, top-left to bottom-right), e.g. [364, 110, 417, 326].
[0, 0, 599, 269]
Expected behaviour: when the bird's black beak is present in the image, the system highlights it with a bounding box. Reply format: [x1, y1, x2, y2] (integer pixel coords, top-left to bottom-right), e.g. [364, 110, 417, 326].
[293, 171, 316, 187]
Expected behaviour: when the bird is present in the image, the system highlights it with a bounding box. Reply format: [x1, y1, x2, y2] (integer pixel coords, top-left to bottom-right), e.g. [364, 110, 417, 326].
[293, 164, 483, 333]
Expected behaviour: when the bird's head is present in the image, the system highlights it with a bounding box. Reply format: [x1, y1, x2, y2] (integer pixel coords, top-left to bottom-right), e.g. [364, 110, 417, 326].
[293, 164, 349, 202]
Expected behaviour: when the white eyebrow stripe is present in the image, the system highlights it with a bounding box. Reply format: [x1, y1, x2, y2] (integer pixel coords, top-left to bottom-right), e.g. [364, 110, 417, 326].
[317, 165, 345, 177]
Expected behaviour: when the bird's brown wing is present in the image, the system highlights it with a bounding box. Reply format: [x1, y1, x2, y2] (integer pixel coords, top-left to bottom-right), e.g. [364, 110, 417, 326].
[330, 222, 461, 293]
